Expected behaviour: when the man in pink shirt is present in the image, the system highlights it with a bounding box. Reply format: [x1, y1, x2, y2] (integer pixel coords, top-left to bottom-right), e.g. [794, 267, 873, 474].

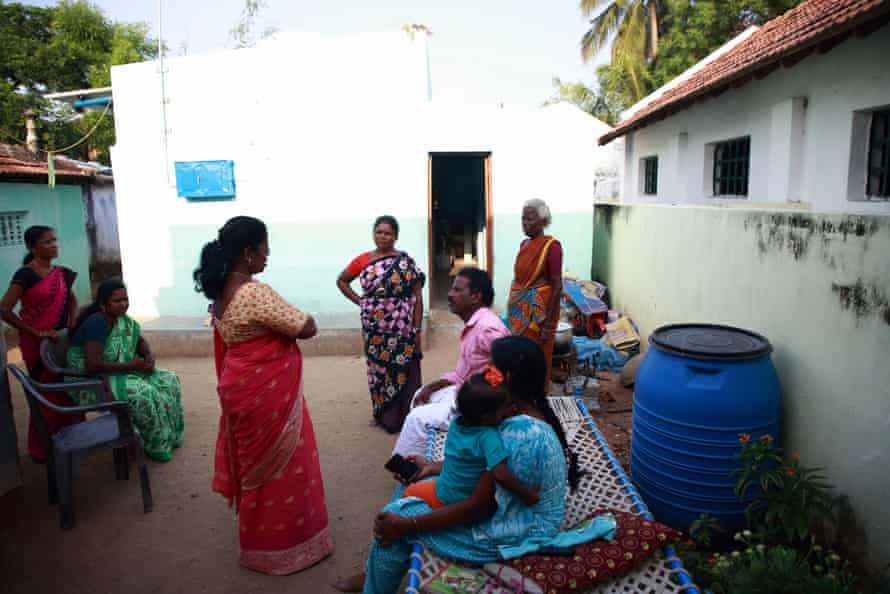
[392, 267, 510, 457]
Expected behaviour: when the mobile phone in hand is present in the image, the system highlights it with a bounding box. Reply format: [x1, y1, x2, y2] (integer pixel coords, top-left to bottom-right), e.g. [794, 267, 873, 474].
[384, 453, 420, 482]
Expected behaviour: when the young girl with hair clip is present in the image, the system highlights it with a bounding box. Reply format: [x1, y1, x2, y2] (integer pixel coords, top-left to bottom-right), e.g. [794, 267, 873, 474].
[402, 367, 539, 508]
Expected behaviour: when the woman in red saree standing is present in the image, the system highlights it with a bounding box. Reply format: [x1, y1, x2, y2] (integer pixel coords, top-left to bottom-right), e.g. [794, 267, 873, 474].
[194, 216, 333, 575]
[0, 225, 83, 461]
[507, 199, 563, 386]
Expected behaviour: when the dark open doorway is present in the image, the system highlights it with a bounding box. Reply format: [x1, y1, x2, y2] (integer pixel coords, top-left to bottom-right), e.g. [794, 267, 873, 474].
[427, 153, 493, 309]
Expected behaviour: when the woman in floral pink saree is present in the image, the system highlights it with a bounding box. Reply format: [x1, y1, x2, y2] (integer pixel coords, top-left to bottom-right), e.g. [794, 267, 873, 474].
[336, 215, 424, 433]
[196, 216, 333, 575]
[0, 225, 83, 461]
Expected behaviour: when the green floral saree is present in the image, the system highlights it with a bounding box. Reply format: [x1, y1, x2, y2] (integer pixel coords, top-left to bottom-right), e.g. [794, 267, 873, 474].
[67, 315, 184, 462]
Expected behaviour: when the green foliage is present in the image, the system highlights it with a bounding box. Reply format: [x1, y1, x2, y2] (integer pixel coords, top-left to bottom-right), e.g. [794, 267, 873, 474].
[575, 1, 806, 114]
[702, 539, 858, 594]
[732, 433, 835, 544]
[543, 76, 623, 125]
[596, 61, 651, 113]
[47, 0, 114, 90]
[0, 3, 55, 91]
[580, 1, 658, 62]
[689, 512, 723, 549]
[676, 442, 879, 593]
[580, 1, 659, 103]
[0, 0, 156, 163]
[650, 0, 804, 87]
[87, 22, 159, 87]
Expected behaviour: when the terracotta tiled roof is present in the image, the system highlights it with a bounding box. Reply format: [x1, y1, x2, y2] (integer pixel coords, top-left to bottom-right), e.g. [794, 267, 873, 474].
[0, 143, 95, 182]
[599, 0, 890, 145]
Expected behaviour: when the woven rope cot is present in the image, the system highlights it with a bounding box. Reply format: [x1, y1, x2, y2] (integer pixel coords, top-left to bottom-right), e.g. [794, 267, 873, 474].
[404, 396, 701, 594]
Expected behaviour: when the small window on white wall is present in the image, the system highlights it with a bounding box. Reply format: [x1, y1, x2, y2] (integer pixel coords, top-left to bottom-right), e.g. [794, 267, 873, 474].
[0, 212, 27, 248]
[866, 110, 890, 199]
[640, 156, 658, 195]
[847, 106, 890, 201]
[712, 137, 750, 196]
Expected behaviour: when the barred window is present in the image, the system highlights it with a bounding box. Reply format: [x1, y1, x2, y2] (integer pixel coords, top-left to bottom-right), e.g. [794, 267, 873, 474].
[0, 212, 26, 248]
[713, 137, 750, 196]
[866, 110, 890, 198]
[642, 156, 658, 195]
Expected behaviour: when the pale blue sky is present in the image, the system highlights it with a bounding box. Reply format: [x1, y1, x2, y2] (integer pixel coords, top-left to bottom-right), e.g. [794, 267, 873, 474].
[25, 0, 607, 108]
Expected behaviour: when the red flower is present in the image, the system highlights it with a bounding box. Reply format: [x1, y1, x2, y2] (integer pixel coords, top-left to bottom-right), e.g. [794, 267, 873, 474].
[708, 557, 718, 564]
[738, 433, 752, 444]
[791, 452, 800, 461]
[785, 469, 794, 477]
[760, 434, 774, 443]
[686, 539, 695, 546]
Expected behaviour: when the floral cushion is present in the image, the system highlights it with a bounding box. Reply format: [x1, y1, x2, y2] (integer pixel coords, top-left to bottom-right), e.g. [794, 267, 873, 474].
[507, 510, 680, 593]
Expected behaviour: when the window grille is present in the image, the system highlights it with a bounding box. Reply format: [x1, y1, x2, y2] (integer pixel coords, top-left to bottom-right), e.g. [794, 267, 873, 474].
[643, 156, 658, 195]
[0, 212, 27, 247]
[867, 110, 890, 198]
[713, 137, 750, 196]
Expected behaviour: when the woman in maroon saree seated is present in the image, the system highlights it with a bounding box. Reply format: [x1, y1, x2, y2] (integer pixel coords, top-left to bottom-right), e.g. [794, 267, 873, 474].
[0, 225, 83, 462]
[194, 215, 333, 575]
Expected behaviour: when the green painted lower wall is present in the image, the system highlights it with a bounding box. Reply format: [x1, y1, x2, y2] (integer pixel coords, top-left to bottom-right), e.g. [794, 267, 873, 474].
[133, 210, 593, 329]
[149, 218, 431, 329]
[593, 203, 890, 568]
[0, 182, 91, 305]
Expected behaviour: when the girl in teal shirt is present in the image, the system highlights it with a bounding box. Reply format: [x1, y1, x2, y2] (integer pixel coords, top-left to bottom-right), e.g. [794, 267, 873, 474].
[403, 368, 539, 508]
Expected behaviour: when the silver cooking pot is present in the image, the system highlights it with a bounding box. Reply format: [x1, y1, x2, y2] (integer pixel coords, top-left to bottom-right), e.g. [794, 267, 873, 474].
[554, 322, 573, 353]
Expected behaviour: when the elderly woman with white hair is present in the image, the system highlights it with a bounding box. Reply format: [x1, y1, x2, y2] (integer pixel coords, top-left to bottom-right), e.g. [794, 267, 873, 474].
[507, 198, 563, 385]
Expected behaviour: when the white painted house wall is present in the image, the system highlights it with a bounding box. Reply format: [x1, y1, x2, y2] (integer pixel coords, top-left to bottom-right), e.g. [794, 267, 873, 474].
[619, 24, 890, 215]
[110, 31, 618, 325]
[597, 23, 890, 567]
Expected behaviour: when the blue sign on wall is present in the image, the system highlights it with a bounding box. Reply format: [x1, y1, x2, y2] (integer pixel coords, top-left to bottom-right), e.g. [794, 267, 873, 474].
[174, 160, 236, 199]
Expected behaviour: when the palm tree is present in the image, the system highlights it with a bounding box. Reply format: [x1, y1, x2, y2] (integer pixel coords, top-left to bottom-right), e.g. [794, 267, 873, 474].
[580, 0, 659, 103]
[581, 0, 659, 62]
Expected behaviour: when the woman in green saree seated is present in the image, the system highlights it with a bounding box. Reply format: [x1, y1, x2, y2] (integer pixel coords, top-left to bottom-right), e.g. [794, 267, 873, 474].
[67, 279, 184, 461]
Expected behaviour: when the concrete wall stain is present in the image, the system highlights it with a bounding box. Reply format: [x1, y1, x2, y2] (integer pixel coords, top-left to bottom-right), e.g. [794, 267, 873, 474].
[619, 203, 633, 225]
[746, 213, 885, 263]
[598, 203, 615, 237]
[745, 212, 816, 260]
[820, 217, 880, 240]
[830, 279, 890, 325]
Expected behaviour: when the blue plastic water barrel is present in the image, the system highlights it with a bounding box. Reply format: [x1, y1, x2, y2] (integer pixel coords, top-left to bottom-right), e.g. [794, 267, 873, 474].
[630, 324, 781, 532]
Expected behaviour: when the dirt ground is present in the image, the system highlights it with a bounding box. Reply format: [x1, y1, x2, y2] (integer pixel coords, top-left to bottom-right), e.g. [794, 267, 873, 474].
[588, 373, 634, 468]
[0, 340, 634, 594]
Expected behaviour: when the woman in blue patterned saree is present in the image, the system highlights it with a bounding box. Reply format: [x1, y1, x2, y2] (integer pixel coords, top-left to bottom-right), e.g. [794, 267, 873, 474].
[333, 336, 582, 594]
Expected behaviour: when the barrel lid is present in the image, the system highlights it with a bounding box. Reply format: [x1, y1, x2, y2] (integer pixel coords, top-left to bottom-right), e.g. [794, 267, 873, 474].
[650, 324, 772, 361]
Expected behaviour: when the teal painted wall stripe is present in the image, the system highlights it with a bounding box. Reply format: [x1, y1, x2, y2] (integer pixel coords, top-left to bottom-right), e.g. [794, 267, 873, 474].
[147, 211, 593, 329]
[0, 183, 91, 305]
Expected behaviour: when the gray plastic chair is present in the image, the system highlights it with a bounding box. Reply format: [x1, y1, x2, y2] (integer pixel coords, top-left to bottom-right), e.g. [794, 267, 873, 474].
[38, 332, 82, 377]
[6, 364, 153, 529]
[39, 333, 114, 402]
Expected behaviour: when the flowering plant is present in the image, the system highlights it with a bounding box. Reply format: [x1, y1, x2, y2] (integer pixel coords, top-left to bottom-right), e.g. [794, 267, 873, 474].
[703, 538, 858, 594]
[732, 434, 834, 543]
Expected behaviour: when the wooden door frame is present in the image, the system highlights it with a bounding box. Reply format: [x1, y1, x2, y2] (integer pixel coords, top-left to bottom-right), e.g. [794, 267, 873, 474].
[427, 152, 493, 305]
